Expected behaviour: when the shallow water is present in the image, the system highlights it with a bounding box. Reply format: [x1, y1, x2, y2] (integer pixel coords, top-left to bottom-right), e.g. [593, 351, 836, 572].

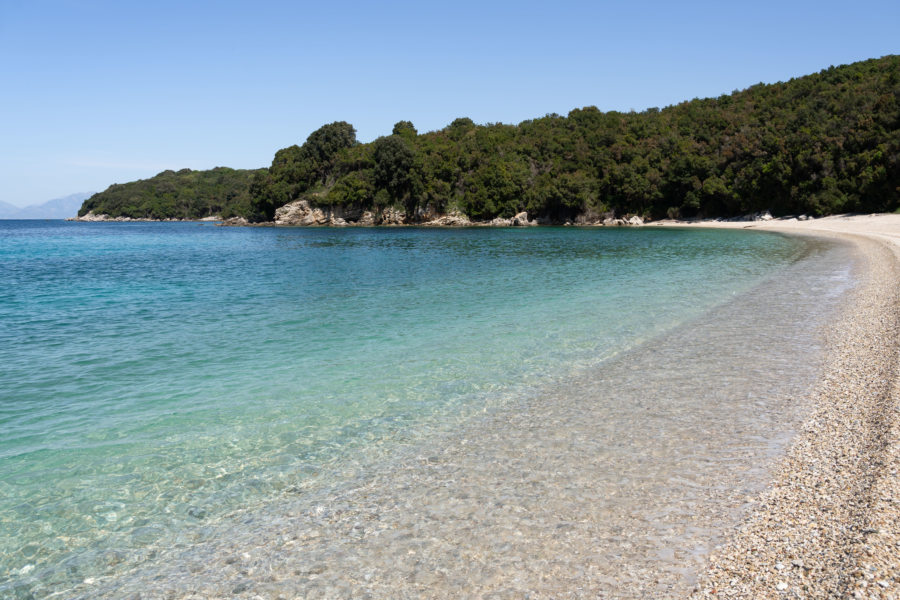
[0, 222, 855, 598]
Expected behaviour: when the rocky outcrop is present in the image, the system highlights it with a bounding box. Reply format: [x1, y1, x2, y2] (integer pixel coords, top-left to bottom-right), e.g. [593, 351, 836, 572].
[424, 212, 472, 227]
[512, 211, 537, 226]
[569, 212, 645, 227]
[229, 203, 649, 228]
[487, 211, 537, 227]
[380, 207, 406, 225]
[273, 200, 367, 226]
[72, 211, 111, 222]
[273, 200, 413, 226]
[357, 211, 377, 226]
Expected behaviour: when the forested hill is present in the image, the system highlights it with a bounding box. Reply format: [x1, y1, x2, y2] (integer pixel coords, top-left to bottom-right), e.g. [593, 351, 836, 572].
[80, 56, 899, 222]
[77, 167, 264, 220]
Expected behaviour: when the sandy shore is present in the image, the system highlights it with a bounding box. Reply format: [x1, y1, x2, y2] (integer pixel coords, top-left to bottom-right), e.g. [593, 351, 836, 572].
[653, 214, 900, 598]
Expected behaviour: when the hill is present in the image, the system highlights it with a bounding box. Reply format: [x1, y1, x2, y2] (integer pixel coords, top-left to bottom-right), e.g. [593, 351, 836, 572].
[78, 55, 900, 223]
[77, 168, 264, 220]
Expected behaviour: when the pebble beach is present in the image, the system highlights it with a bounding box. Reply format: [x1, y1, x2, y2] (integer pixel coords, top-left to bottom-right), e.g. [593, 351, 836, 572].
[6, 216, 898, 599]
[663, 214, 900, 598]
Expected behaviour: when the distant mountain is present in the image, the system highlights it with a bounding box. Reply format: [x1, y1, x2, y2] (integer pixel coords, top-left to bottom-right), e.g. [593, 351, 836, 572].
[1, 193, 93, 219]
[0, 200, 24, 219]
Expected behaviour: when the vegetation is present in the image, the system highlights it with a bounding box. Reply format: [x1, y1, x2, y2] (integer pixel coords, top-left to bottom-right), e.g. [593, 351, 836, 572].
[78, 167, 264, 220]
[80, 56, 900, 222]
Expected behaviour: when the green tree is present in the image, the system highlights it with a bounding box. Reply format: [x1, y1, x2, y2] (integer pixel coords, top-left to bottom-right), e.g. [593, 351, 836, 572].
[373, 135, 422, 216]
[392, 120, 418, 141]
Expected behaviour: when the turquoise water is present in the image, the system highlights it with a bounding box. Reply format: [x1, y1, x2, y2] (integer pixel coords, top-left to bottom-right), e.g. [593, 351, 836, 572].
[0, 221, 812, 596]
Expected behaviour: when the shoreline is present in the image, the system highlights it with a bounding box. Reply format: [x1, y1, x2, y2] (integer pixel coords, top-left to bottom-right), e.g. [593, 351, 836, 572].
[71, 225, 863, 599]
[33, 213, 900, 597]
[660, 214, 900, 598]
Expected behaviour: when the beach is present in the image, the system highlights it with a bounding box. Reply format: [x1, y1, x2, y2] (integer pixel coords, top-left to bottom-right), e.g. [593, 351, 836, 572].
[53, 221, 870, 599]
[652, 214, 900, 598]
[3, 218, 898, 599]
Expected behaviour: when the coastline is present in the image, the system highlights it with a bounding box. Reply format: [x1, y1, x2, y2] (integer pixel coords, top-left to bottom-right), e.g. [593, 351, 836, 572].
[42, 213, 900, 597]
[66, 224, 863, 599]
[654, 214, 900, 598]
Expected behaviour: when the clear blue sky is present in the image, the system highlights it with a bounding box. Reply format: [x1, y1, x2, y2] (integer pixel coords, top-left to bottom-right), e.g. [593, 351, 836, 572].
[1, 0, 897, 207]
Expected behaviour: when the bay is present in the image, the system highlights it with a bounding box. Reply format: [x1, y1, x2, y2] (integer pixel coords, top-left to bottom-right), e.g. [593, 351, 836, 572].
[0, 221, 852, 597]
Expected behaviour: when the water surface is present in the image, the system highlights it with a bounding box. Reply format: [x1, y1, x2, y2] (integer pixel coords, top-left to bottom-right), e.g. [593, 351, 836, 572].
[0, 221, 854, 598]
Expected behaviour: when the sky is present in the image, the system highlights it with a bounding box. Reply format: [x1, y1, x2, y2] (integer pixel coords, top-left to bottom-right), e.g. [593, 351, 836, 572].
[1, 0, 898, 207]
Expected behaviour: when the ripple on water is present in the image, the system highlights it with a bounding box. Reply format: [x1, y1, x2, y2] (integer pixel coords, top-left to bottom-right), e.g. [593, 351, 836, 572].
[66, 234, 857, 599]
[0, 223, 854, 598]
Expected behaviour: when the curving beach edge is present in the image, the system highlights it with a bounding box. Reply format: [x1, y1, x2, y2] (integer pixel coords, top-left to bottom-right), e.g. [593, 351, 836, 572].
[653, 214, 900, 598]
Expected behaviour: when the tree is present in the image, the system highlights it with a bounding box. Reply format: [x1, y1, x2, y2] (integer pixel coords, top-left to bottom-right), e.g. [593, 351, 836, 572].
[373, 135, 422, 216]
[302, 121, 358, 184]
[392, 120, 418, 140]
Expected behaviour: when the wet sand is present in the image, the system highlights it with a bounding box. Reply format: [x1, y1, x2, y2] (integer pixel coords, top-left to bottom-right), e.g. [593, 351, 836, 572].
[652, 214, 900, 598]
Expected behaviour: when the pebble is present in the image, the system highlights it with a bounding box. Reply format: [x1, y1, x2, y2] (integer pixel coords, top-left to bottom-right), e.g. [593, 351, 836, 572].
[691, 232, 900, 598]
[37, 227, 900, 600]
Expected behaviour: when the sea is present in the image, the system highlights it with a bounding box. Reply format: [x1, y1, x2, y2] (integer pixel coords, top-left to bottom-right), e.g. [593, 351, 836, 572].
[0, 220, 858, 598]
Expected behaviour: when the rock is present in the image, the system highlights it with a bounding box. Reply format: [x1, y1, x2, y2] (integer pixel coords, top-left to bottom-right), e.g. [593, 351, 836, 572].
[273, 200, 312, 225]
[602, 217, 625, 226]
[219, 216, 249, 226]
[425, 212, 472, 227]
[232, 580, 252, 594]
[755, 211, 774, 221]
[490, 217, 513, 227]
[74, 211, 112, 222]
[274, 200, 362, 226]
[358, 211, 376, 226]
[380, 207, 406, 225]
[308, 208, 328, 225]
[511, 211, 536, 226]
[187, 506, 208, 520]
[414, 205, 438, 222]
[626, 215, 644, 226]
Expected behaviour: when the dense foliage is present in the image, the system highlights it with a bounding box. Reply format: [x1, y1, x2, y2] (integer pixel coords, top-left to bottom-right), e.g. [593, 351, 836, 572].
[250, 56, 899, 222]
[79, 56, 900, 222]
[78, 167, 264, 219]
